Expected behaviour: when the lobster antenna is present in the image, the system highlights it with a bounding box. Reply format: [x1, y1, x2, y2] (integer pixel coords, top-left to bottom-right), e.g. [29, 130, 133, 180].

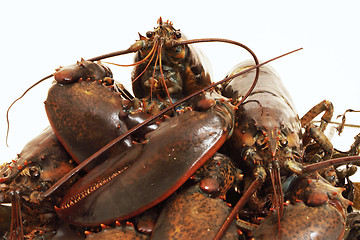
[311, 120, 360, 129]
[303, 155, 360, 173]
[131, 41, 159, 85]
[150, 43, 161, 104]
[158, 40, 176, 112]
[269, 162, 284, 237]
[39, 48, 302, 201]
[6, 74, 53, 147]
[86, 45, 141, 62]
[175, 38, 260, 107]
[102, 40, 157, 67]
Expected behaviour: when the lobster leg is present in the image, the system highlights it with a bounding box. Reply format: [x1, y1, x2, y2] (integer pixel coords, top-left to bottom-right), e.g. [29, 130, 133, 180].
[304, 124, 334, 156]
[301, 100, 335, 160]
[300, 99, 334, 131]
[349, 132, 360, 156]
[299, 100, 339, 186]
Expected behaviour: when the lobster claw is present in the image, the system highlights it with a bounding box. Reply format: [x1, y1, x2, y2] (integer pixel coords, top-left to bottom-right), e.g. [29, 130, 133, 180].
[56, 100, 234, 226]
[45, 80, 139, 171]
[253, 202, 346, 240]
[54, 59, 113, 84]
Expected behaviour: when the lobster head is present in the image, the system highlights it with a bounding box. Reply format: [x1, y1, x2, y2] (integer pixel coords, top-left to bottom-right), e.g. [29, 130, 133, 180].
[0, 127, 76, 203]
[132, 17, 212, 104]
[145, 17, 184, 42]
[222, 61, 303, 175]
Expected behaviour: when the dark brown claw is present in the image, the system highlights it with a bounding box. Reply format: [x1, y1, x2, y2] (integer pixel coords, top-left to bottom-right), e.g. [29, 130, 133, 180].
[56, 104, 234, 226]
[45, 81, 136, 171]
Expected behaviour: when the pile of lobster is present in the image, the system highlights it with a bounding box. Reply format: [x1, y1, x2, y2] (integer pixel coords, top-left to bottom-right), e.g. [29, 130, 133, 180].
[1, 17, 360, 240]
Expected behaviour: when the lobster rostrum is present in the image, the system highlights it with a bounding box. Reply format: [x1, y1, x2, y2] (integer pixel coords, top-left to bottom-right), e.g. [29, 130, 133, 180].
[2, 17, 360, 239]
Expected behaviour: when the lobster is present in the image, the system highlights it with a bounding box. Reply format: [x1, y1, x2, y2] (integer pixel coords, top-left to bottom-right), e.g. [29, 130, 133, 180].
[1, 17, 257, 238]
[2, 17, 360, 239]
[215, 60, 359, 239]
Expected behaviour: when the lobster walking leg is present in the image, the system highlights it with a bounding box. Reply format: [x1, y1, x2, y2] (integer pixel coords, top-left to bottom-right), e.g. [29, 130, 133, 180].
[300, 100, 334, 131]
[301, 100, 334, 157]
[300, 100, 338, 185]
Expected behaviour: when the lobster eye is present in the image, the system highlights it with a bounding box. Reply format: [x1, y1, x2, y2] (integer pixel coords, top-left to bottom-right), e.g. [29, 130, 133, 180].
[174, 31, 181, 39]
[280, 139, 288, 148]
[28, 166, 40, 179]
[146, 31, 154, 38]
[255, 133, 266, 149]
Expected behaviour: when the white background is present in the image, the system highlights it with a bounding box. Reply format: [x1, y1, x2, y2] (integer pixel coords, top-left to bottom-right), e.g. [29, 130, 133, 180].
[0, 1, 359, 178]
